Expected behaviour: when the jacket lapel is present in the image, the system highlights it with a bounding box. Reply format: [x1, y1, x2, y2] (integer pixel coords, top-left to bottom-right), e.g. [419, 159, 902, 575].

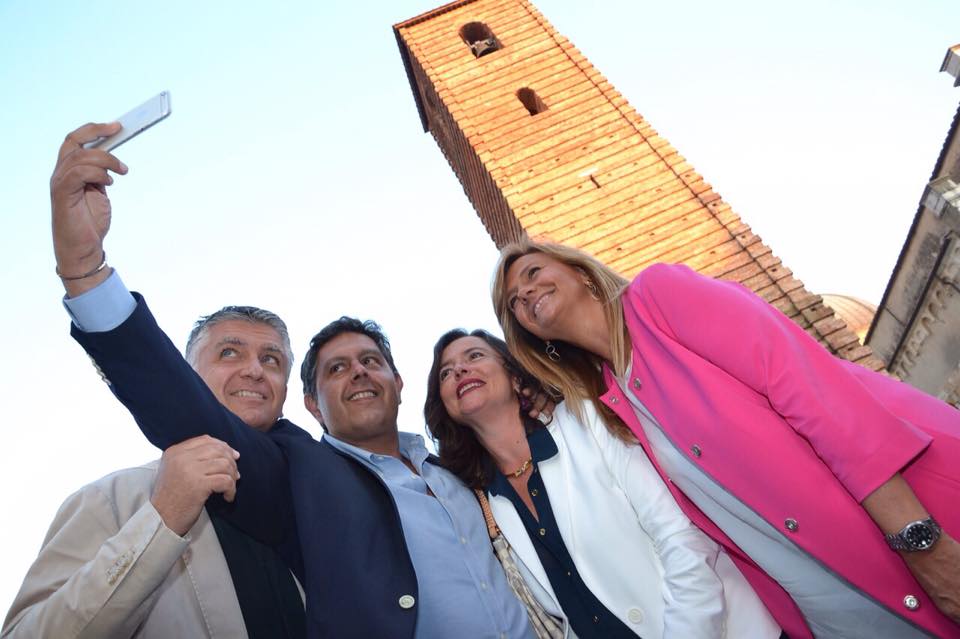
[534, 433, 576, 562]
[487, 493, 564, 619]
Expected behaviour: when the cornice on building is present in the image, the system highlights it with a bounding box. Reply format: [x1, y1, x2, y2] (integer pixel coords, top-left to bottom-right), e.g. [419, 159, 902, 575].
[866, 44, 960, 347]
[942, 43, 960, 87]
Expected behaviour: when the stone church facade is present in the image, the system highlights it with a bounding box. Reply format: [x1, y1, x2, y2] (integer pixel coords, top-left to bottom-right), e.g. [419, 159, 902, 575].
[867, 44, 960, 406]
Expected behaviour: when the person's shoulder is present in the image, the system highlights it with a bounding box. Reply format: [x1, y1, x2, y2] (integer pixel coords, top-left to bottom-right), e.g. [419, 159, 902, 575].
[550, 398, 589, 426]
[549, 399, 634, 461]
[549, 399, 602, 440]
[83, 460, 160, 491]
[51, 460, 160, 523]
[631, 262, 696, 292]
[80, 459, 160, 495]
[268, 418, 319, 445]
[627, 263, 712, 317]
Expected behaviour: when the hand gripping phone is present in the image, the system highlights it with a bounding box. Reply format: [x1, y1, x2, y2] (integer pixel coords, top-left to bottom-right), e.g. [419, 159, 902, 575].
[83, 91, 172, 152]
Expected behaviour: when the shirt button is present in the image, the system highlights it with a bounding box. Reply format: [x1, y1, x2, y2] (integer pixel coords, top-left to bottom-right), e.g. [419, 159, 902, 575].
[691, 444, 702, 458]
[530, 489, 539, 497]
[593, 616, 599, 623]
[480, 581, 487, 590]
[627, 607, 644, 624]
[610, 397, 619, 404]
[784, 518, 799, 533]
[904, 595, 920, 610]
[566, 571, 572, 577]
[500, 634, 507, 639]
[539, 528, 546, 536]
[398, 594, 416, 609]
[633, 378, 642, 390]
[460, 537, 467, 545]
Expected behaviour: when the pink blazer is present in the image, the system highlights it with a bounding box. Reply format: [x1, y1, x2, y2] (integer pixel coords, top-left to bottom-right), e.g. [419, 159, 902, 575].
[598, 263, 960, 639]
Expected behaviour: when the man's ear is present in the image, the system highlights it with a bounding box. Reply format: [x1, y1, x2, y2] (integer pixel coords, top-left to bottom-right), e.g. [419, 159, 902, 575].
[395, 374, 404, 404]
[304, 394, 325, 426]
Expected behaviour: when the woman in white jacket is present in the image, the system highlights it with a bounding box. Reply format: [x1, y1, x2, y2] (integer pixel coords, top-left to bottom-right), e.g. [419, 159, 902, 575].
[424, 329, 781, 639]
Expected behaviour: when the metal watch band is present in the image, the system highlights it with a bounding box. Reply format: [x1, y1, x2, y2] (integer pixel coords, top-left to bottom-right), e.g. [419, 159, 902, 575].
[884, 517, 941, 552]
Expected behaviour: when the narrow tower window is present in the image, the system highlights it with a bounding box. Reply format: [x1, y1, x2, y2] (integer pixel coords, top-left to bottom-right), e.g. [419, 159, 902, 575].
[460, 22, 501, 58]
[516, 88, 547, 116]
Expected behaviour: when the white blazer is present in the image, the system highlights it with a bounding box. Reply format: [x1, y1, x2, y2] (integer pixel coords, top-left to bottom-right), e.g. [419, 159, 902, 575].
[489, 401, 777, 639]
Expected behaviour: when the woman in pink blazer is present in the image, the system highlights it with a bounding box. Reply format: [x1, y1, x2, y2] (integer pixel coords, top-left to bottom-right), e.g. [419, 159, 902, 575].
[492, 238, 960, 639]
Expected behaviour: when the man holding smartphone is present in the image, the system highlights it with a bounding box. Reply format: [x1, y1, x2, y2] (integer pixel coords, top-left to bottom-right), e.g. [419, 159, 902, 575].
[3, 122, 306, 639]
[28, 121, 543, 638]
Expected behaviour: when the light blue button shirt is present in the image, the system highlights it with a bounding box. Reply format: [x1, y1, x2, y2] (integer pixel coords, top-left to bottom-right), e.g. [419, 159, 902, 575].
[63, 270, 136, 331]
[325, 433, 535, 639]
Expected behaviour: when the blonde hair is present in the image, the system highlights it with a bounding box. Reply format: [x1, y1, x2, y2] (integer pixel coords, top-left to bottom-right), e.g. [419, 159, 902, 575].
[492, 238, 634, 441]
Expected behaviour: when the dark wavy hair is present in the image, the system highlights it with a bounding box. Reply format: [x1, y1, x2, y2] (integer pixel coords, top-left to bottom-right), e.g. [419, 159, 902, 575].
[424, 328, 547, 490]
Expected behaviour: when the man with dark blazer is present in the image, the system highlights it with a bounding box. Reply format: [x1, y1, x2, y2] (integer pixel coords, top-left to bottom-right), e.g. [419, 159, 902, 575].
[52, 122, 536, 638]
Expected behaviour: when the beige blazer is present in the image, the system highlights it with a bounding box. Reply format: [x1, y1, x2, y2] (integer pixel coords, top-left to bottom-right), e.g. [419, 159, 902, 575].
[2, 461, 249, 639]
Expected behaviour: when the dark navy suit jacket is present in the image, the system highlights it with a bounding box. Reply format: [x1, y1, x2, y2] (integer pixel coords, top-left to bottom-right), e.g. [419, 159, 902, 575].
[73, 295, 419, 638]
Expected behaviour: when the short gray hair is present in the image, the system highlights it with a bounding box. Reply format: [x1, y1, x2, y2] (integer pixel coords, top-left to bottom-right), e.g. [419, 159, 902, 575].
[185, 306, 294, 379]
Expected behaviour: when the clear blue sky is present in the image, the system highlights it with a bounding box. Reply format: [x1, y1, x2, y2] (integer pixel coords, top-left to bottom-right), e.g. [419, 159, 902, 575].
[1, 0, 957, 612]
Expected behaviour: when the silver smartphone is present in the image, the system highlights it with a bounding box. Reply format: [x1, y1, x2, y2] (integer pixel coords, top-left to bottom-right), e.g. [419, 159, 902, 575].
[83, 91, 172, 152]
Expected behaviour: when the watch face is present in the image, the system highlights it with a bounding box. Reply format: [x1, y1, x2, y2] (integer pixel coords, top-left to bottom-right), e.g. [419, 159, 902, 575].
[904, 522, 936, 549]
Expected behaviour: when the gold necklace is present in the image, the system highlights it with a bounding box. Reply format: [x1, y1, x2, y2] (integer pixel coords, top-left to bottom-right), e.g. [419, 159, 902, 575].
[509, 458, 533, 478]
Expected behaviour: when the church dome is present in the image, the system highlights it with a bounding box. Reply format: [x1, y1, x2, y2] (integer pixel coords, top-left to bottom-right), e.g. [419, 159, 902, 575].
[820, 294, 877, 343]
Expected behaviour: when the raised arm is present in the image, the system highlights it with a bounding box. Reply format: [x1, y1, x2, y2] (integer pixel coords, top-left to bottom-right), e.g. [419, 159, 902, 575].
[49, 123, 295, 545]
[50, 122, 125, 300]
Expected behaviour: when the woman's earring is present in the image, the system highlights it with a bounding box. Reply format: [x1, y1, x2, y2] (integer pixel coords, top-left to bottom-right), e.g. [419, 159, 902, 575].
[512, 380, 526, 407]
[545, 341, 560, 362]
[586, 279, 601, 301]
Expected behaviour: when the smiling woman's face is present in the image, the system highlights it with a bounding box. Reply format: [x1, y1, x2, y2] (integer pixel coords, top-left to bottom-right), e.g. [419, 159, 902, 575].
[438, 336, 517, 427]
[504, 252, 594, 341]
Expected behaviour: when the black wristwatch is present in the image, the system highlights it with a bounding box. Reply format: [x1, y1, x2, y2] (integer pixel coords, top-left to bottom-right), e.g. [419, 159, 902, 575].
[884, 517, 942, 552]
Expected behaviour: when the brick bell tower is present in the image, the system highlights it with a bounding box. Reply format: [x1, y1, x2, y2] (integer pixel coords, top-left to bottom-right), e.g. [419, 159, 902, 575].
[394, 0, 883, 367]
